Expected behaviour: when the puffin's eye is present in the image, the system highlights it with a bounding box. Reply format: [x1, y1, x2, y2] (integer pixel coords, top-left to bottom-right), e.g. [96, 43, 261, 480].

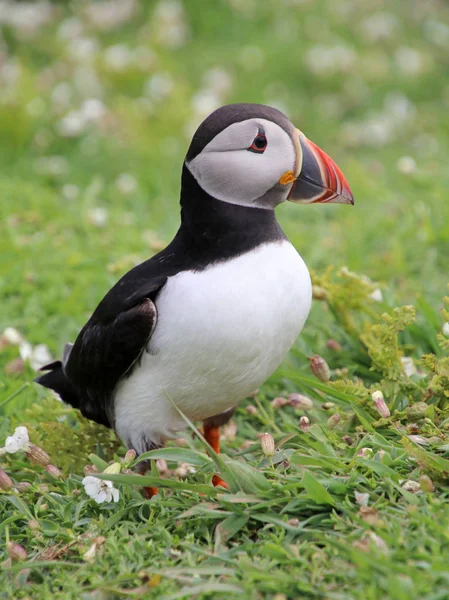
[248, 129, 267, 154]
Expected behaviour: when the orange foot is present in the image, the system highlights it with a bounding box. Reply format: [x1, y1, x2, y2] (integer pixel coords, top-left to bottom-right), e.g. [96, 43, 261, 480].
[143, 486, 158, 499]
[203, 424, 229, 490]
[212, 474, 229, 489]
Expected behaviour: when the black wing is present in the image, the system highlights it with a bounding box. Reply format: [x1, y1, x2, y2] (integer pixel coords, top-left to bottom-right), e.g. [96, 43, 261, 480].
[36, 276, 167, 428]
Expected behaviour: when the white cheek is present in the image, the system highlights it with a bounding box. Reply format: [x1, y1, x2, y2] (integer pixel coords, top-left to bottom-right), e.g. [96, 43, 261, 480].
[186, 119, 295, 207]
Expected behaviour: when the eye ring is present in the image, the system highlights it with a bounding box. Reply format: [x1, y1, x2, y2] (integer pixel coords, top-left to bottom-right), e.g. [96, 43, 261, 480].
[248, 128, 267, 154]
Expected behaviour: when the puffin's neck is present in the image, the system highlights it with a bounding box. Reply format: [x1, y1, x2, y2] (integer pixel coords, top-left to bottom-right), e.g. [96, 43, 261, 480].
[178, 165, 285, 261]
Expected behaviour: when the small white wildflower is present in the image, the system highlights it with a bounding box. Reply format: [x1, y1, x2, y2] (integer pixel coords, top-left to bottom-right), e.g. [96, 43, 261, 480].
[384, 93, 416, 123]
[116, 173, 138, 194]
[3, 426, 30, 454]
[355, 492, 369, 507]
[57, 111, 86, 137]
[51, 82, 72, 108]
[81, 99, 106, 122]
[30, 344, 53, 371]
[73, 66, 103, 98]
[86, 0, 137, 31]
[369, 288, 383, 302]
[401, 356, 417, 377]
[104, 44, 133, 71]
[19, 342, 52, 371]
[62, 184, 79, 201]
[360, 12, 398, 42]
[82, 475, 119, 504]
[424, 20, 449, 47]
[152, 0, 189, 49]
[68, 38, 98, 62]
[395, 47, 426, 76]
[88, 207, 109, 228]
[305, 44, 356, 76]
[397, 156, 417, 175]
[203, 67, 232, 97]
[2, 327, 24, 345]
[442, 322, 449, 337]
[144, 73, 174, 102]
[191, 90, 221, 120]
[58, 17, 84, 40]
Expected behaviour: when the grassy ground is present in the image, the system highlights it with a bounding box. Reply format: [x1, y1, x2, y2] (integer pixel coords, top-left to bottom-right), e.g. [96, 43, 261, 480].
[1, 1, 449, 598]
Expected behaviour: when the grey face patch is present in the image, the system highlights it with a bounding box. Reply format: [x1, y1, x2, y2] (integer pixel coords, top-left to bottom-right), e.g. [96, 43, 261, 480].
[186, 117, 296, 209]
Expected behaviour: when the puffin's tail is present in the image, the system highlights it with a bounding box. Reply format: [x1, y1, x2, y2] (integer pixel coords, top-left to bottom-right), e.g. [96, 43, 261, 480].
[35, 361, 81, 409]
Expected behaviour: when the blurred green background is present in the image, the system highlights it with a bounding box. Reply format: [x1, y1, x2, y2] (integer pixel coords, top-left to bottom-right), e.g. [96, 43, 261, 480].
[1, 0, 449, 347]
[2, 4, 449, 597]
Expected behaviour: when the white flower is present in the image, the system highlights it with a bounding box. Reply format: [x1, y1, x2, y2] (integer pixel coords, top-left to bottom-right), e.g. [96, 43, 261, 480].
[104, 44, 133, 71]
[82, 475, 119, 504]
[58, 17, 84, 40]
[51, 83, 72, 108]
[68, 38, 98, 62]
[202, 67, 233, 97]
[360, 12, 398, 42]
[397, 156, 417, 175]
[86, 0, 136, 31]
[81, 99, 106, 122]
[401, 356, 417, 377]
[144, 73, 174, 102]
[3, 426, 30, 454]
[2, 327, 24, 345]
[355, 492, 369, 507]
[394, 47, 426, 76]
[19, 342, 52, 371]
[57, 111, 87, 137]
[88, 207, 109, 228]
[369, 288, 383, 302]
[116, 173, 138, 194]
[62, 184, 80, 201]
[441, 322, 449, 337]
[305, 44, 356, 76]
[152, 0, 189, 49]
[191, 90, 221, 120]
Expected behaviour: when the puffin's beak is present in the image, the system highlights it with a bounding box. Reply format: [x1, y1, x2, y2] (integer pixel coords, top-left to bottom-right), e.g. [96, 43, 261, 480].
[284, 130, 354, 205]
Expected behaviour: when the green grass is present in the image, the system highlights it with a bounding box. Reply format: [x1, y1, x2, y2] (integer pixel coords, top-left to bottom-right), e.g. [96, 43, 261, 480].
[2, 1, 449, 598]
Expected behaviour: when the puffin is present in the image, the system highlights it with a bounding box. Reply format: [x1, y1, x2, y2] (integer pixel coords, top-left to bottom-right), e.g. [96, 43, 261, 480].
[36, 103, 353, 495]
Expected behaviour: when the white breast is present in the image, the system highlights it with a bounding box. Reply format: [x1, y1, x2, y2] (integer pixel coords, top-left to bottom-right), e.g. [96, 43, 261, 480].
[114, 240, 311, 453]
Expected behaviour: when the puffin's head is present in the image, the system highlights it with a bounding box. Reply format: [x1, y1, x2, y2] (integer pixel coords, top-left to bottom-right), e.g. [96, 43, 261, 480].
[185, 103, 354, 209]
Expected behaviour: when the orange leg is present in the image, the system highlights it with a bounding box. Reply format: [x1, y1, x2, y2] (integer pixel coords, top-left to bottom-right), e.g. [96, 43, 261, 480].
[203, 423, 229, 490]
[137, 463, 158, 499]
[203, 422, 221, 453]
